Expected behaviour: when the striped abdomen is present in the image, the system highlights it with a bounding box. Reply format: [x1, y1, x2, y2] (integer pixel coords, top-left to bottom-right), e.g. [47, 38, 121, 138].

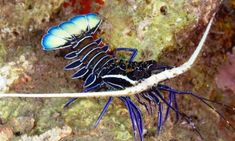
[63, 35, 117, 88]
[41, 13, 146, 90]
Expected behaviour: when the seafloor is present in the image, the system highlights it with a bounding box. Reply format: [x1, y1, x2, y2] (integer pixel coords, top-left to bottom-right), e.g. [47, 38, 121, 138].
[0, 0, 234, 141]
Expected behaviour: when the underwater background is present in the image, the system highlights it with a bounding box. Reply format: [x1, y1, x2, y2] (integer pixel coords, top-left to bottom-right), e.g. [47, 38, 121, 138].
[0, 0, 234, 140]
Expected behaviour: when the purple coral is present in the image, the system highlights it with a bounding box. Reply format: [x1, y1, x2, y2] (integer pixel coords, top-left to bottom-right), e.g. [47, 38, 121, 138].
[216, 50, 235, 93]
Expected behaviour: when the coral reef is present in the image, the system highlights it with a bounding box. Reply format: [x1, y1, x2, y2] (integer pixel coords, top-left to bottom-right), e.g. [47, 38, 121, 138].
[0, 0, 234, 141]
[0, 54, 35, 92]
[0, 125, 13, 141]
[19, 126, 72, 141]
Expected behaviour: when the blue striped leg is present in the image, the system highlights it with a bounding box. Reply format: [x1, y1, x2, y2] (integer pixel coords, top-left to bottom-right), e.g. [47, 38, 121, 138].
[63, 83, 102, 108]
[120, 96, 144, 141]
[157, 102, 163, 134]
[114, 48, 138, 62]
[164, 91, 173, 123]
[93, 96, 113, 127]
[152, 87, 203, 139]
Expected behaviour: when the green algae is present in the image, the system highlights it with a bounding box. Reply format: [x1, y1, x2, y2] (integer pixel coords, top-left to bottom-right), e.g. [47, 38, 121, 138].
[0, 99, 40, 122]
[0, 0, 64, 29]
[100, 0, 195, 61]
[114, 127, 132, 141]
[62, 97, 136, 140]
[63, 99, 98, 129]
[0, 42, 6, 65]
[0, 98, 68, 134]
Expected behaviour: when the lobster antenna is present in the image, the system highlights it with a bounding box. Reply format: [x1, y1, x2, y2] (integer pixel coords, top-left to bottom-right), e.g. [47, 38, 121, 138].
[0, 2, 219, 98]
[188, 93, 235, 131]
[158, 85, 235, 131]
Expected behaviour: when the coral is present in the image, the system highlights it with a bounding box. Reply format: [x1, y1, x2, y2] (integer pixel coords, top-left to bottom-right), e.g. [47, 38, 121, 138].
[9, 116, 35, 135]
[63, 0, 104, 14]
[0, 53, 35, 93]
[19, 126, 72, 141]
[0, 42, 6, 65]
[1, 0, 234, 141]
[216, 49, 235, 93]
[99, 0, 197, 61]
[0, 126, 13, 141]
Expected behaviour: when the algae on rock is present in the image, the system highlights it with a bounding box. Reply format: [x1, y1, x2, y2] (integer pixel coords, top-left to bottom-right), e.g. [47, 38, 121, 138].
[0, 0, 227, 141]
[100, 0, 195, 61]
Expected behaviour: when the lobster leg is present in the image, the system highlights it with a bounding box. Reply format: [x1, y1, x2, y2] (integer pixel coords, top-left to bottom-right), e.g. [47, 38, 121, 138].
[114, 48, 138, 62]
[158, 84, 235, 131]
[164, 91, 173, 123]
[63, 98, 77, 108]
[157, 102, 163, 134]
[172, 92, 180, 122]
[120, 96, 144, 141]
[93, 96, 114, 127]
[147, 92, 164, 133]
[63, 83, 103, 108]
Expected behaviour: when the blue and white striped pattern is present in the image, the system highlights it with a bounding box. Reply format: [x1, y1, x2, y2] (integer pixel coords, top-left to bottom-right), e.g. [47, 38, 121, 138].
[41, 13, 233, 141]
[41, 13, 101, 51]
[42, 13, 195, 141]
[65, 42, 113, 87]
